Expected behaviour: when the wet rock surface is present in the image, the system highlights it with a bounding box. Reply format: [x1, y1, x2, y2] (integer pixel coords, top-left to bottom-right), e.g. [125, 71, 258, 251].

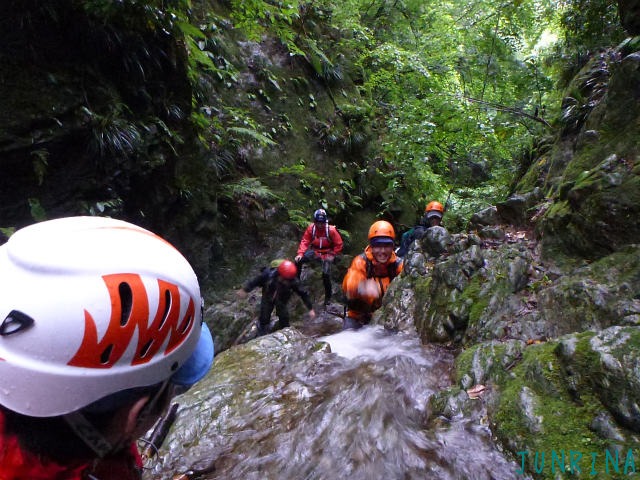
[144, 327, 526, 480]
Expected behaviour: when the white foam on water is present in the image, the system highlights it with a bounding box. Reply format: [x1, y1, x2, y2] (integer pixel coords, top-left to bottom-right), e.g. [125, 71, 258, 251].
[320, 325, 432, 366]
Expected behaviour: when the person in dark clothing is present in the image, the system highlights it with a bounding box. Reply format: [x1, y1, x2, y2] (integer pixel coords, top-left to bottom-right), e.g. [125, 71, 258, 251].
[396, 200, 445, 257]
[238, 260, 316, 336]
[295, 208, 344, 305]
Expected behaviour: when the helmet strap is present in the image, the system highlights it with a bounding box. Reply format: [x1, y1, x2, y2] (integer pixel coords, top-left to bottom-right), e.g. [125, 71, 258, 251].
[63, 411, 114, 458]
[134, 378, 172, 429]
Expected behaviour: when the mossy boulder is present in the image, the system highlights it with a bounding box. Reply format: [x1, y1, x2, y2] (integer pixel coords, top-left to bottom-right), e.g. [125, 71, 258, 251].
[382, 229, 548, 346]
[556, 326, 640, 432]
[534, 50, 640, 261]
[379, 219, 639, 478]
[455, 337, 639, 479]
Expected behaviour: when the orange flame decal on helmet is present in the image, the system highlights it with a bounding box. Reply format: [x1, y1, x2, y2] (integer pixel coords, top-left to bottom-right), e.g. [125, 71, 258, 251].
[68, 273, 195, 368]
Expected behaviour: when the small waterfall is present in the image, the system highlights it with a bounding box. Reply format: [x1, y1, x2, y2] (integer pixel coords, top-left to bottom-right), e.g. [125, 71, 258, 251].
[147, 326, 528, 480]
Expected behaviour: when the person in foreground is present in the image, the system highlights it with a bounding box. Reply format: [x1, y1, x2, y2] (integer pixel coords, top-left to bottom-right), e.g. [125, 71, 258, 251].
[0, 216, 215, 480]
[238, 259, 316, 336]
[342, 220, 403, 330]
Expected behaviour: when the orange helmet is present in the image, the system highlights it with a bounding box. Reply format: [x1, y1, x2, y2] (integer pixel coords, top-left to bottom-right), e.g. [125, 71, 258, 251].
[277, 260, 298, 280]
[368, 220, 395, 246]
[425, 201, 444, 213]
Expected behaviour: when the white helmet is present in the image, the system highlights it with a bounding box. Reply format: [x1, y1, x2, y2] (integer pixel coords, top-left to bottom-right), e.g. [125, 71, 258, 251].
[0, 216, 212, 417]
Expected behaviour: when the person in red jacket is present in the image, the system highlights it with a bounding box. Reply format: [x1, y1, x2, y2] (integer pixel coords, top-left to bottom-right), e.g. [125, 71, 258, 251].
[342, 220, 403, 330]
[295, 209, 344, 305]
[0, 216, 214, 480]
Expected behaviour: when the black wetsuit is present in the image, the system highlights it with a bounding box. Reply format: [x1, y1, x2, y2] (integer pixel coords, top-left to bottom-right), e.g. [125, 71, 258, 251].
[243, 267, 313, 335]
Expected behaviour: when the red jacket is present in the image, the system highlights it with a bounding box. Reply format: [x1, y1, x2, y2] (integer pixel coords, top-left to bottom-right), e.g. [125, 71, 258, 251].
[0, 409, 143, 480]
[297, 223, 343, 259]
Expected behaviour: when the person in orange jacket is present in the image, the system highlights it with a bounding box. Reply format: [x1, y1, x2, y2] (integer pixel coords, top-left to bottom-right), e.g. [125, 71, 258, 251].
[342, 220, 403, 330]
[295, 209, 344, 305]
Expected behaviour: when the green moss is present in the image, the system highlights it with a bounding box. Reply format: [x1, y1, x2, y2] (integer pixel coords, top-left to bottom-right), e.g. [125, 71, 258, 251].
[493, 340, 636, 479]
[454, 340, 524, 387]
[515, 155, 550, 192]
[468, 298, 489, 326]
[571, 168, 600, 191]
[454, 345, 476, 384]
[599, 327, 640, 355]
[544, 199, 571, 219]
[563, 148, 604, 181]
[414, 276, 433, 304]
[611, 174, 640, 206]
[564, 124, 639, 181]
[458, 275, 487, 325]
[562, 330, 597, 358]
[543, 225, 640, 276]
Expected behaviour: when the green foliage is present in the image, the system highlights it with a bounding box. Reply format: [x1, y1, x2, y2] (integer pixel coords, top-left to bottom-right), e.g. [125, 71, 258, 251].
[220, 177, 279, 203]
[287, 208, 312, 230]
[271, 163, 308, 176]
[82, 198, 124, 216]
[336, 178, 363, 210]
[80, 104, 184, 172]
[80, 0, 192, 29]
[18, 0, 624, 249]
[0, 227, 15, 238]
[84, 106, 142, 157]
[229, 0, 305, 54]
[322, 0, 563, 216]
[547, 0, 625, 89]
[30, 149, 49, 186]
[557, 0, 625, 54]
[304, 37, 344, 82]
[227, 127, 277, 146]
[313, 117, 367, 153]
[28, 198, 47, 222]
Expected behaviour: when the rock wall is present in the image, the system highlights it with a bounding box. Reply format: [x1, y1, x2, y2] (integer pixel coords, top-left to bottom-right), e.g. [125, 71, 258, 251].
[515, 46, 640, 261]
[377, 37, 640, 479]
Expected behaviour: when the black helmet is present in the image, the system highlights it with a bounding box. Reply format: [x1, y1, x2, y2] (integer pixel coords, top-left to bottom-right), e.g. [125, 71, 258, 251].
[313, 209, 327, 222]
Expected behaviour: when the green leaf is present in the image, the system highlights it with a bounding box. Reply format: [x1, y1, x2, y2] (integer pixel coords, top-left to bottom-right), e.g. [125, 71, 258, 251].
[227, 127, 277, 146]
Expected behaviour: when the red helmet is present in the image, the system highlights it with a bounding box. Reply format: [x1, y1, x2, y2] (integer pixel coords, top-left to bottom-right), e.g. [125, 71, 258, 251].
[277, 260, 298, 280]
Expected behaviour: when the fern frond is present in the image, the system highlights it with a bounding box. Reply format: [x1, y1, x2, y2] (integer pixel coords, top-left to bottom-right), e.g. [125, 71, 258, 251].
[227, 127, 277, 146]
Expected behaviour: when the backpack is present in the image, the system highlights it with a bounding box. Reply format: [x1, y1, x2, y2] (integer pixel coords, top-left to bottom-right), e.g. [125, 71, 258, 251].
[311, 223, 330, 241]
[261, 259, 285, 279]
[269, 258, 286, 268]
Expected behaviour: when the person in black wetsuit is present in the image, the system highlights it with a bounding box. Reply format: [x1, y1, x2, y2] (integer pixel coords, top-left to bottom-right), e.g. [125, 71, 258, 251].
[238, 259, 316, 336]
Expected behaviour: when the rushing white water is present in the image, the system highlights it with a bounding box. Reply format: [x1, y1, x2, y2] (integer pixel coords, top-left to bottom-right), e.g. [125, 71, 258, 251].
[317, 326, 527, 480]
[321, 326, 434, 363]
[149, 325, 529, 480]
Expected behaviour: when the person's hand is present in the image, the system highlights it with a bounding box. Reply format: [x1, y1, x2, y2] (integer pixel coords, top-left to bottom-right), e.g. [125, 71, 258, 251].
[236, 289, 248, 299]
[357, 279, 381, 300]
[308, 308, 316, 319]
[295, 255, 303, 262]
[325, 254, 335, 262]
